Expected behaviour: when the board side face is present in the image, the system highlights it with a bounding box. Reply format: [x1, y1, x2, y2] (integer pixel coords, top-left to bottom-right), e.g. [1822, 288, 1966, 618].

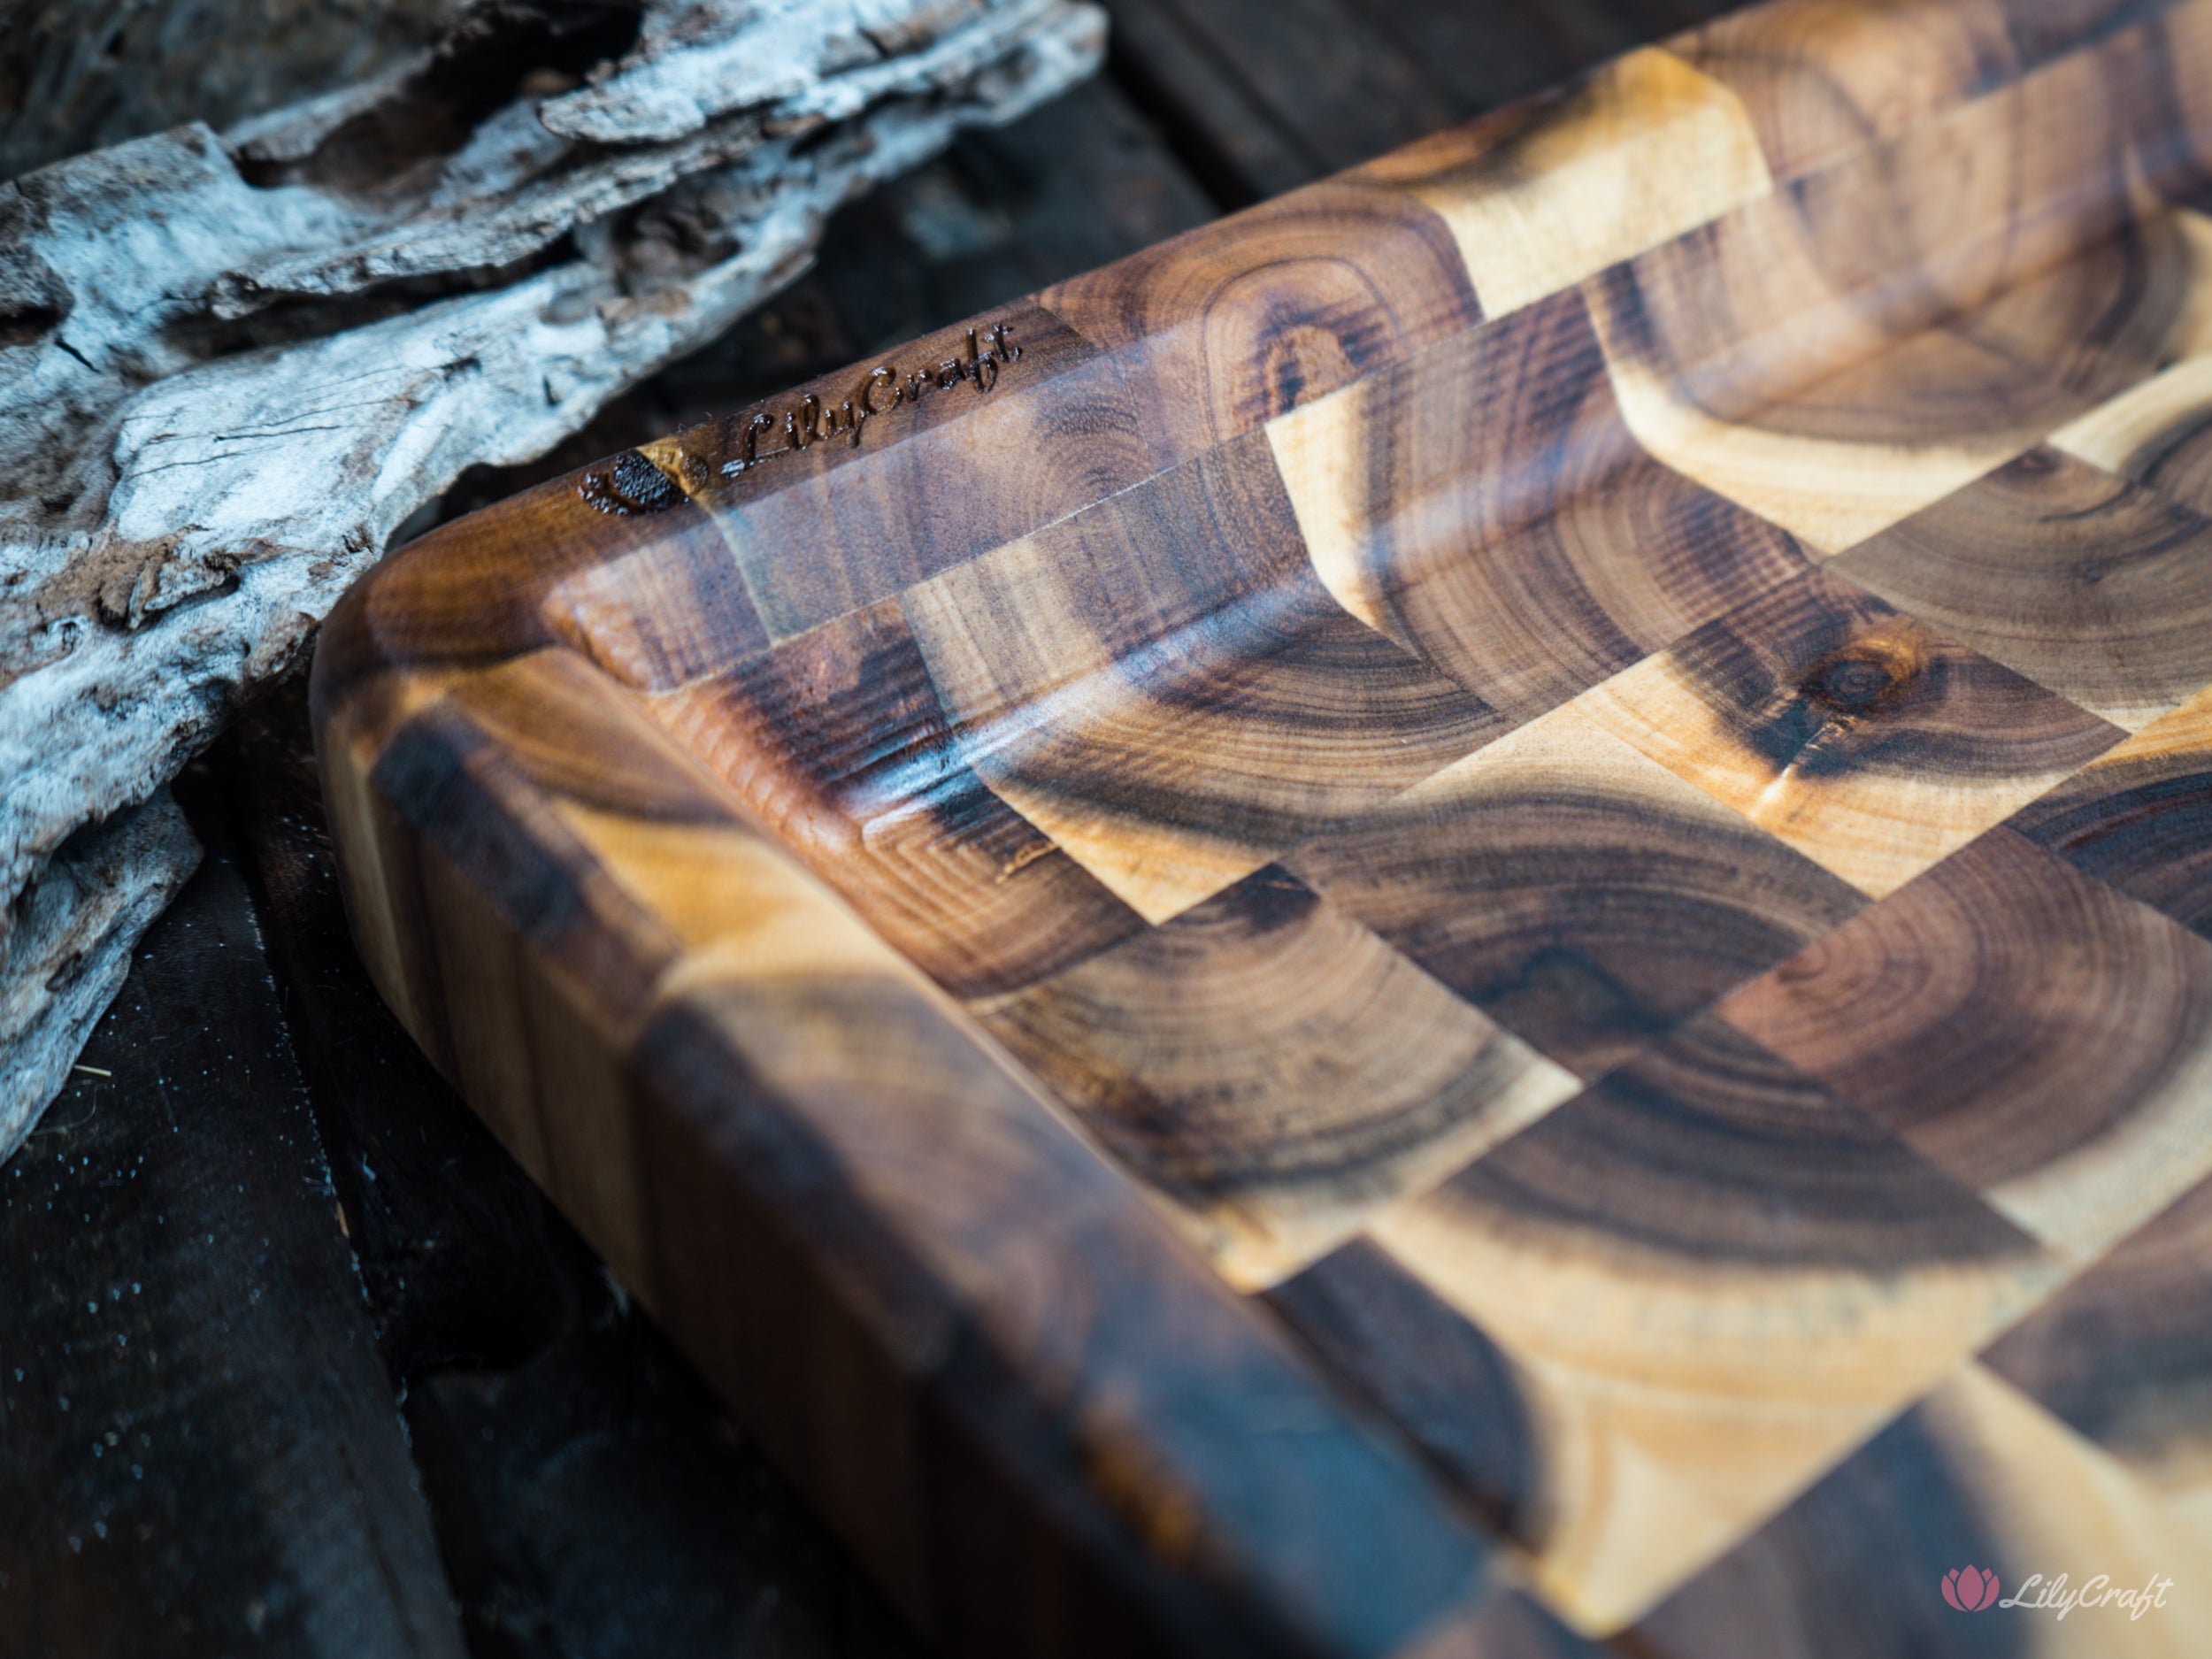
[316, 0, 2212, 1652]
[309, 641, 1549, 1659]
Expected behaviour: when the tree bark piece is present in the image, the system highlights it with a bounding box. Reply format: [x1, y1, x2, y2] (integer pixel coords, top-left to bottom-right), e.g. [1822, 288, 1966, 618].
[0, 790, 198, 1158]
[0, 0, 1105, 1161]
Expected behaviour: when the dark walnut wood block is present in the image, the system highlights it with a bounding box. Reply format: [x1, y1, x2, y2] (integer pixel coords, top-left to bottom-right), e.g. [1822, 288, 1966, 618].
[312, 1, 2212, 1651]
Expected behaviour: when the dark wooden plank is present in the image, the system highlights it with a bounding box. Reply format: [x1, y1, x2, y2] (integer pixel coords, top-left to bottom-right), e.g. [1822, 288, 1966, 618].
[1343, 0, 1750, 118]
[0, 0, 457, 179]
[1099, 0, 1763, 205]
[404, 1325, 925, 1659]
[1097, 0, 1451, 204]
[1097, 0, 1322, 205]
[218, 695, 584, 1381]
[0, 772, 467, 1659]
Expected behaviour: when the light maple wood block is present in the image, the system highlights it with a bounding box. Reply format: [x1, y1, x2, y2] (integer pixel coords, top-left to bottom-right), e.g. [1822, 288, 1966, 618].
[1370, 47, 1773, 319]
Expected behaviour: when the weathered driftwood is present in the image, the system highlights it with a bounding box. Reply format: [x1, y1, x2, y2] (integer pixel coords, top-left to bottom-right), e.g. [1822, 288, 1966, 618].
[0, 0, 1105, 1160]
[0, 789, 198, 1156]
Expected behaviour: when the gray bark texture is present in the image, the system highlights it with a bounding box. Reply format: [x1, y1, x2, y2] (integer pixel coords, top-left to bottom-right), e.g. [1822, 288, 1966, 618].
[0, 0, 1105, 1159]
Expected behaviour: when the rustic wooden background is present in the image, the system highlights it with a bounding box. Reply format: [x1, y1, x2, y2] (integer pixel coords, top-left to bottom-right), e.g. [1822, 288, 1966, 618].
[0, 2, 1748, 1652]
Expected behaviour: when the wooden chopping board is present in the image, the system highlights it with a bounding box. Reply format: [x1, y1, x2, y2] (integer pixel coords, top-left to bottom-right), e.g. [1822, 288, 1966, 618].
[312, 0, 2212, 1651]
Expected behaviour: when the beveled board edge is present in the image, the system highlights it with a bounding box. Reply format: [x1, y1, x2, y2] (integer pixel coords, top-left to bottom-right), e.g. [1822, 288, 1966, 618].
[311, 545, 1558, 1659]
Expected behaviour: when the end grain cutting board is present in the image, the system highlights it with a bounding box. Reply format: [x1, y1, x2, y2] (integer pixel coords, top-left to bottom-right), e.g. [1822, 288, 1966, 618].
[312, 1, 2212, 1651]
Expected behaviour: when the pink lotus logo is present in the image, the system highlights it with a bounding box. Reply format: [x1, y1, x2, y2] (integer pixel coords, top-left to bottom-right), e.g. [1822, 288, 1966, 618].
[1943, 1566, 2001, 1611]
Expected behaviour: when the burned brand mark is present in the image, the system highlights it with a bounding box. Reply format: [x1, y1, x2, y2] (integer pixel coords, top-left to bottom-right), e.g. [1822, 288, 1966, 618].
[723, 323, 1021, 477]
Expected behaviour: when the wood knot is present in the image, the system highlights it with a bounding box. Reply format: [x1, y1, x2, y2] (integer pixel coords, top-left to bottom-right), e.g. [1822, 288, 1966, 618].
[577, 449, 681, 516]
[1747, 621, 1945, 778]
[1796, 629, 1927, 717]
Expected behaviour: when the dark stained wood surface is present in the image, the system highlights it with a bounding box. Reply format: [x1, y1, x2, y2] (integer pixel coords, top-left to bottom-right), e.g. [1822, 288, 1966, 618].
[0, 775, 466, 1659]
[1098, 0, 1753, 204]
[311, 0, 2212, 1653]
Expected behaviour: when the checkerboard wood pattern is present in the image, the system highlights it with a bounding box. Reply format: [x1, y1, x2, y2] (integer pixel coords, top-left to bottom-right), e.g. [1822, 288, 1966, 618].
[314, 1, 2212, 1651]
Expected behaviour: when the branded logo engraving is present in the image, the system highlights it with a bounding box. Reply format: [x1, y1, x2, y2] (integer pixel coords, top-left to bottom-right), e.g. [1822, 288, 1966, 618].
[721, 322, 1021, 477]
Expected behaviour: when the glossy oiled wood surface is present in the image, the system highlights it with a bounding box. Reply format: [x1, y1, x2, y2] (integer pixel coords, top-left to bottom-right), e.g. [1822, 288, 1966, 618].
[314, 1, 2212, 1651]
